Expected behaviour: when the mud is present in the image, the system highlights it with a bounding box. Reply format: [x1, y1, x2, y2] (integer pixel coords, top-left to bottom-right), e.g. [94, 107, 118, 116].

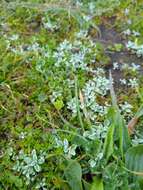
[97, 19, 143, 90]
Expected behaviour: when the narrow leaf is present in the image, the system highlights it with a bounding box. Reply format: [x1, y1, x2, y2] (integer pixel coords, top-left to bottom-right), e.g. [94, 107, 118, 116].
[109, 71, 131, 156]
[103, 124, 114, 162]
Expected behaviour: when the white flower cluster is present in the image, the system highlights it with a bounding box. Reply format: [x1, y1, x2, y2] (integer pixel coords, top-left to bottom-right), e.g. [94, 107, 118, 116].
[128, 78, 138, 88]
[67, 69, 110, 121]
[89, 152, 103, 168]
[132, 135, 143, 145]
[119, 101, 133, 118]
[67, 97, 77, 115]
[53, 39, 96, 71]
[124, 8, 129, 15]
[54, 137, 77, 158]
[113, 62, 119, 70]
[130, 63, 140, 72]
[19, 132, 27, 139]
[42, 17, 59, 31]
[12, 149, 45, 184]
[83, 121, 110, 140]
[36, 178, 47, 190]
[75, 30, 88, 39]
[114, 62, 140, 72]
[9, 34, 19, 41]
[120, 78, 127, 85]
[120, 78, 138, 88]
[126, 41, 143, 57]
[123, 29, 140, 36]
[50, 91, 62, 103]
[9, 42, 41, 55]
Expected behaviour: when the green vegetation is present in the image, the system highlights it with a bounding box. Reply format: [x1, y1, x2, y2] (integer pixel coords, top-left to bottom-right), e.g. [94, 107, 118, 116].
[1, 0, 143, 189]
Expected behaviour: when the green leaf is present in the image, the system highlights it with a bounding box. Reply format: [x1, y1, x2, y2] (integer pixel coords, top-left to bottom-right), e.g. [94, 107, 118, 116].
[38, 92, 47, 102]
[125, 145, 143, 175]
[117, 112, 130, 157]
[114, 43, 123, 52]
[82, 179, 91, 190]
[54, 99, 64, 110]
[109, 72, 131, 157]
[64, 160, 83, 190]
[91, 177, 104, 190]
[103, 124, 114, 162]
[135, 106, 143, 118]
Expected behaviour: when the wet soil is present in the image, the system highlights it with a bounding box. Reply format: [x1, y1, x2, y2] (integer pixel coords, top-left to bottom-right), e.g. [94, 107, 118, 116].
[96, 19, 143, 90]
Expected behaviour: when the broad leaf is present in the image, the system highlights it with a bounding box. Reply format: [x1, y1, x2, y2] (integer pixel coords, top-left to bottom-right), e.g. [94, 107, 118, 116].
[82, 179, 91, 190]
[64, 160, 83, 190]
[125, 145, 143, 175]
[91, 177, 104, 190]
[54, 99, 64, 110]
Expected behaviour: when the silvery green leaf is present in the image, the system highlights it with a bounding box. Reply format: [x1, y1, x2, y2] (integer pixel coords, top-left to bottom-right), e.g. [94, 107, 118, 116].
[89, 159, 97, 168]
[34, 164, 41, 172]
[32, 149, 38, 161]
[18, 150, 25, 159]
[7, 147, 13, 156]
[38, 156, 45, 164]
[25, 172, 30, 179]
[22, 165, 29, 174]
[30, 160, 37, 167]
[24, 157, 31, 164]
[68, 144, 77, 156]
[63, 139, 69, 153]
[13, 161, 21, 171]
[26, 179, 30, 185]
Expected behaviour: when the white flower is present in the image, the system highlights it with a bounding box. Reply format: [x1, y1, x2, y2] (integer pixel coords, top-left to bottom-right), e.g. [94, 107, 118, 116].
[50, 91, 62, 103]
[120, 101, 133, 114]
[83, 15, 92, 22]
[55, 137, 77, 158]
[132, 136, 143, 145]
[132, 30, 140, 36]
[128, 78, 138, 88]
[126, 41, 143, 57]
[13, 149, 46, 182]
[36, 178, 47, 190]
[124, 8, 129, 15]
[7, 147, 13, 156]
[113, 62, 119, 70]
[120, 79, 127, 85]
[121, 63, 129, 70]
[27, 43, 40, 51]
[76, 30, 88, 39]
[19, 132, 27, 139]
[42, 18, 58, 31]
[67, 144, 77, 157]
[89, 152, 103, 168]
[67, 69, 110, 121]
[63, 139, 69, 153]
[88, 2, 95, 13]
[123, 29, 131, 36]
[58, 40, 72, 51]
[89, 159, 96, 168]
[127, 19, 132, 25]
[131, 63, 140, 72]
[67, 97, 77, 114]
[9, 34, 19, 41]
[83, 121, 109, 140]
